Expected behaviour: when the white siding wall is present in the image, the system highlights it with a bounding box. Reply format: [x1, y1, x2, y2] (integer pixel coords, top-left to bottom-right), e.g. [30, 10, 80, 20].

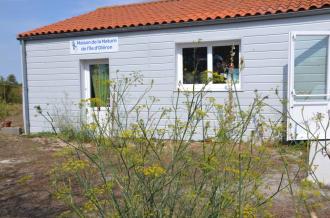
[25, 14, 330, 136]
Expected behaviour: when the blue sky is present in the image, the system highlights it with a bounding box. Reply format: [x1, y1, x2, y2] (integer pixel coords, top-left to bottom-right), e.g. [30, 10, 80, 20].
[0, 0, 143, 82]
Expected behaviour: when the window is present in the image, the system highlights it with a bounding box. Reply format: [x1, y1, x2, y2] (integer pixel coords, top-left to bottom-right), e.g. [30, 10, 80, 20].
[177, 42, 240, 91]
[212, 45, 239, 84]
[293, 35, 328, 101]
[84, 61, 110, 107]
[183, 47, 207, 84]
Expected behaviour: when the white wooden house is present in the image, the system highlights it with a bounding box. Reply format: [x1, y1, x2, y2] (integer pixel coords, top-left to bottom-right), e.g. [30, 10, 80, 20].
[17, 0, 330, 142]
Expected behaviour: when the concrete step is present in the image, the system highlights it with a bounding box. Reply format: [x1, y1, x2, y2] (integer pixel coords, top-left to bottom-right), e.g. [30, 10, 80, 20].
[0, 127, 23, 135]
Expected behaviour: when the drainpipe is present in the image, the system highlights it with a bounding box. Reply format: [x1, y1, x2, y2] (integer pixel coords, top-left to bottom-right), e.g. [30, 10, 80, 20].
[20, 40, 30, 134]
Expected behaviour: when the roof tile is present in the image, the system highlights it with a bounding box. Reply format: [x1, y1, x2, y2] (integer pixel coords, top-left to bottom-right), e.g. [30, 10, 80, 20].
[18, 0, 330, 38]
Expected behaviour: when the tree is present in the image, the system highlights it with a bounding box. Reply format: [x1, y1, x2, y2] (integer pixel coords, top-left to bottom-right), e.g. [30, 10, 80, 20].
[6, 74, 18, 85]
[0, 74, 22, 103]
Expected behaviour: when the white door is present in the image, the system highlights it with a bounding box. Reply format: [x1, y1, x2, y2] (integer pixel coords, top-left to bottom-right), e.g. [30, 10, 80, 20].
[83, 60, 110, 126]
[288, 32, 330, 140]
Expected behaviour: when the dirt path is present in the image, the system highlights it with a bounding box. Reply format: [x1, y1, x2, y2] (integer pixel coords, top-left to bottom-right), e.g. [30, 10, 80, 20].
[0, 134, 67, 218]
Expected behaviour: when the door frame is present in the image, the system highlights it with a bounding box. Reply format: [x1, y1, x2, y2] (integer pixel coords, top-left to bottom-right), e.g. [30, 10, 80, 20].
[81, 59, 110, 124]
[287, 31, 330, 140]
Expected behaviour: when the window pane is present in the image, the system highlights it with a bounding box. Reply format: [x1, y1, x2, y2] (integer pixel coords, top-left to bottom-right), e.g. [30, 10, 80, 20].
[294, 35, 328, 102]
[183, 47, 207, 84]
[90, 64, 110, 107]
[212, 45, 239, 84]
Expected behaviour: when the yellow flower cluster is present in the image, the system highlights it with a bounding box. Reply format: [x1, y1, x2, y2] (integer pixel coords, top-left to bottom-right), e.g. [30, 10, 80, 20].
[84, 123, 98, 131]
[243, 204, 257, 218]
[54, 147, 75, 158]
[120, 129, 134, 138]
[224, 166, 240, 175]
[141, 165, 166, 177]
[81, 98, 104, 107]
[195, 109, 207, 118]
[54, 185, 71, 201]
[62, 159, 89, 173]
[83, 201, 98, 213]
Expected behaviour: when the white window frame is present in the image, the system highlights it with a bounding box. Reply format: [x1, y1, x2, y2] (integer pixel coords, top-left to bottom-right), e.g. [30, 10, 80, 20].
[288, 31, 330, 106]
[176, 40, 241, 91]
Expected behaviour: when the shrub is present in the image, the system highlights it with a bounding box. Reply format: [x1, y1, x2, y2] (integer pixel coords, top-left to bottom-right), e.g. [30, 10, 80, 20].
[35, 71, 300, 217]
[0, 101, 10, 122]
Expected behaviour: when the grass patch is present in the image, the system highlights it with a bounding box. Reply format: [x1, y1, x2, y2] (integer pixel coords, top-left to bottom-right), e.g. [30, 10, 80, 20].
[0, 102, 21, 123]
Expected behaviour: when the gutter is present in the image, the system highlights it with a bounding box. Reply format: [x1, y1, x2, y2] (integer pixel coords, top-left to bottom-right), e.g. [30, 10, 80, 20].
[18, 8, 330, 41]
[20, 40, 30, 134]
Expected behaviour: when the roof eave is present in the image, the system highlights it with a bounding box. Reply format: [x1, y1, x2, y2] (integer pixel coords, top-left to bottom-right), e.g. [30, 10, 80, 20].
[17, 8, 330, 41]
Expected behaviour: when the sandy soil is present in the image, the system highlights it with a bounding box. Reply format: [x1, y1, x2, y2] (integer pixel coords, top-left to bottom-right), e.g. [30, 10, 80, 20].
[0, 134, 67, 218]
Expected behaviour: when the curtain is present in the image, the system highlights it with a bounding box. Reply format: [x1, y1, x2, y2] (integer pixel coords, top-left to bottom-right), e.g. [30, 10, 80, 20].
[90, 64, 109, 107]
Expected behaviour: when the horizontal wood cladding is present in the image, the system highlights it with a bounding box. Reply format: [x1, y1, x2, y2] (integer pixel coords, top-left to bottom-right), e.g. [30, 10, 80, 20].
[25, 14, 330, 136]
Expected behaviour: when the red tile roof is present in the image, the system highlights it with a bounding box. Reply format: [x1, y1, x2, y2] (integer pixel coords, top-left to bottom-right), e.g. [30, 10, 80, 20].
[18, 0, 330, 38]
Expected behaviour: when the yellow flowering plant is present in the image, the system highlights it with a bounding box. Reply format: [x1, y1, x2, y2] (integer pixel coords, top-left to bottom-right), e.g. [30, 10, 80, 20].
[37, 68, 330, 217]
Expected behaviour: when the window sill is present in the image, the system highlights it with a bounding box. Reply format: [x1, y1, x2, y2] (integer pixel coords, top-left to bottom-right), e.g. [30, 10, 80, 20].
[175, 84, 242, 92]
